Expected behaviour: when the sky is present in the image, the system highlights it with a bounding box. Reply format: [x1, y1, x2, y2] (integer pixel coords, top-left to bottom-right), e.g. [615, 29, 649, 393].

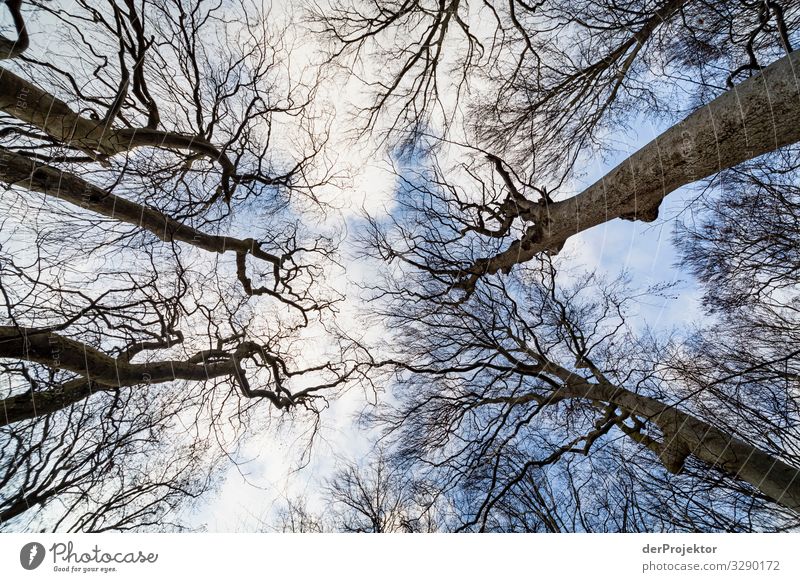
[186, 27, 713, 531]
[0, 0, 722, 532]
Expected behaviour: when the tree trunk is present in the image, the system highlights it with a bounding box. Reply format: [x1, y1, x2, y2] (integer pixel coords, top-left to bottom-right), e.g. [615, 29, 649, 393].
[0, 147, 278, 265]
[0, 65, 233, 170]
[557, 371, 800, 513]
[0, 326, 240, 426]
[467, 49, 800, 281]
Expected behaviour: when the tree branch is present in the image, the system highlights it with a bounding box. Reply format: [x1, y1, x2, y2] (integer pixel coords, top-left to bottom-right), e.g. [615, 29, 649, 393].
[458, 49, 800, 290]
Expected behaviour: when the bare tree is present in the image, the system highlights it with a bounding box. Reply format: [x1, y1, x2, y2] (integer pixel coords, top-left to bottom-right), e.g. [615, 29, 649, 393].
[661, 146, 800, 489]
[270, 451, 442, 532]
[314, 0, 798, 157]
[321, 0, 800, 532]
[1, 383, 220, 531]
[348, 155, 800, 532]
[323, 451, 441, 532]
[0, 0, 361, 530]
[4, 0, 800, 533]
[353, 226, 800, 529]
[273, 496, 327, 533]
[315, 1, 800, 292]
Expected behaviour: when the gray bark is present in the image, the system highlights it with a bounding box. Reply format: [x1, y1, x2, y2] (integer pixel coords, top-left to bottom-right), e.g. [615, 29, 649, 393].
[548, 364, 800, 513]
[0, 66, 233, 171]
[0, 325, 245, 427]
[0, 147, 280, 265]
[463, 49, 800, 285]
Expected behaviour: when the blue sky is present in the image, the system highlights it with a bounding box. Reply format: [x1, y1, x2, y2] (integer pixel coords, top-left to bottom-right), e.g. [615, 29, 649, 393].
[188, 106, 715, 531]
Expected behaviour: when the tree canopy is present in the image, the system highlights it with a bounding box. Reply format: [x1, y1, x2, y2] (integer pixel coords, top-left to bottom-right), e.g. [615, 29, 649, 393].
[1, 0, 799, 532]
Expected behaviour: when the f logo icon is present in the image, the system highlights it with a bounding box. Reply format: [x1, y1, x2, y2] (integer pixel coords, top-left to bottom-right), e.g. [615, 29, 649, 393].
[20, 542, 46, 570]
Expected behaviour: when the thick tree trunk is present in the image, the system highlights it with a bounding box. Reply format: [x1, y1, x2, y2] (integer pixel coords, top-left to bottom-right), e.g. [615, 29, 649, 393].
[0, 326, 241, 426]
[0, 65, 233, 171]
[556, 371, 800, 513]
[0, 147, 279, 265]
[466, 49, 800, 283]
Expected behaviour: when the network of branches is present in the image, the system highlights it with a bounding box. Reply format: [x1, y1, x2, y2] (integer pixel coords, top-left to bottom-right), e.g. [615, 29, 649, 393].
[1, 0, 799, 532]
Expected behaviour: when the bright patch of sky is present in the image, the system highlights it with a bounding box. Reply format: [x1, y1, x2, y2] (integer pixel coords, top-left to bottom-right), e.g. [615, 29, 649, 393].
[189, 2, 713, 531]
